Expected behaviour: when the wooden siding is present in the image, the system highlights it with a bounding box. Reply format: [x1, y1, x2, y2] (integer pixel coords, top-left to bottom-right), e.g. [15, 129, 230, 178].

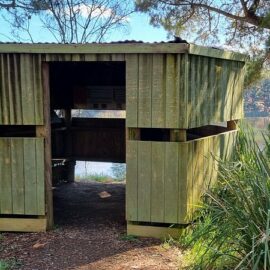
[126, 130, 237, 224]
[0, 138, 45, 215]
[186, 55, 244, 128]
[0, 54, 44, 125]
[126, 54, 244, 129]
[126, 54, 186, 128]
[0, 52, 244, 128]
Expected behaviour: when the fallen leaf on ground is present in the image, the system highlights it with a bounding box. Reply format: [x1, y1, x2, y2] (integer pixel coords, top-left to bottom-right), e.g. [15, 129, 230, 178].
[98, 191, 111, 198]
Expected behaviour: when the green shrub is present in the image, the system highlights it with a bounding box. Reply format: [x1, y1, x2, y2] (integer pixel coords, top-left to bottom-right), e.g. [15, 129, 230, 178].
[182, 123, 270, 269]
[76, 172, 112, 183]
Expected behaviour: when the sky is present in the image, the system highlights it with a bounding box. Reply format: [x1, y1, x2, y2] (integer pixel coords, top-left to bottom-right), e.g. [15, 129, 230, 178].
[0, 10, 170, 43]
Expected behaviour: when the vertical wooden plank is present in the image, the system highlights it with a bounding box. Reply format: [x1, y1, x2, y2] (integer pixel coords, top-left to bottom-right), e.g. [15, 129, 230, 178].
[84, 54, 97, 61]
[151, 142, 165, 222]
[0, 55, 2, 123]
[6, 55, 15, 124]
[221, 61, 229, 122]
[24, 139, 38, 215]
[229, 61, 237, 120]
[186, 142, 194, 219]
[179, 54, 188, 128]
[0, 139, 12, 214]
[164, 142, 179, 223]
[178, 142, 189, 223]
[200, 57, 209, 126]
[151, 54, 165, 128]
[165, 54, 179, 128]
[111, 54, 125, 61]
[21, 54, 35, 124]
[212, 135, 220, 185]
[126, 54, 139, 127]
[189, 55, 196, 127]
[209, 58, 216, 125]
[97, 54, 111, 61]
[11, 138, 25, 214]
[1, 54, 9, 124]
[194, 56, 201, 127]
[203, 137, 210, 191]
[36, 138, 45, 215]
[126, 140, 138, 221]
[12, 54, 23, 124]
[214, 59, 222, 123]
[192, 140, 204, 208]
[184, 54, 191, 128]
[138, 54, 152, 127]
[34, 54, 44, 125]
[137, 141, 151, 221]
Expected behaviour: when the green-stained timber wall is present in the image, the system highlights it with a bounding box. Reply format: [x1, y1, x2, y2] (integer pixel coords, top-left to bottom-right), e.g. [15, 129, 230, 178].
[0, 43, 246, 232]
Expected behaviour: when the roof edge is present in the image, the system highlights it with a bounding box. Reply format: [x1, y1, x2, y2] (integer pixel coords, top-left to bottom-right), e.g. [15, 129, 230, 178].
[0, 43, 189, 54]
[0, 42, 248, 61]
[189, 44, 248, 62]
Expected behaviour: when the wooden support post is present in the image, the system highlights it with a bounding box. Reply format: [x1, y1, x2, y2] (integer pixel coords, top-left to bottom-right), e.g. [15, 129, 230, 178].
[36, 62, 53, 230]
[65, 159, 76, 182]
[63, 109, 75, 182]
[128, 128, 141, 140]
[64, 109, 73, 158]
[227, 120, 238, 130]
[170, 129, 187, 142]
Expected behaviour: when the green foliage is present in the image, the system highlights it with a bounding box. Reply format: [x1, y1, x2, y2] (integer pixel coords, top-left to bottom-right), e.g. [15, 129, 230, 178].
[136, 0, 270, 49]
[76, 172, 113, 183]
[244, 58, 265, 87]
[119, 234, 138, 242]
[0, 258, 22, 270]
[111, 164, 126, 181]
[0, 261, 9, 270]
[182, 123, 270, 269]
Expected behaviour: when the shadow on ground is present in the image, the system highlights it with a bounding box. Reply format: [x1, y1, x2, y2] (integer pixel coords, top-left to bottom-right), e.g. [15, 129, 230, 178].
[0, 182, 180, 270]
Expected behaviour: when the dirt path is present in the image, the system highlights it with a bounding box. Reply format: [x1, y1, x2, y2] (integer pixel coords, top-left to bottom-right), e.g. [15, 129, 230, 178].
[0, 182, 183, 270]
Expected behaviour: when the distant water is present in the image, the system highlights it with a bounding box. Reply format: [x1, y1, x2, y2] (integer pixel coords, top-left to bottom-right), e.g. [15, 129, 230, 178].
[74, 117, 270, 178]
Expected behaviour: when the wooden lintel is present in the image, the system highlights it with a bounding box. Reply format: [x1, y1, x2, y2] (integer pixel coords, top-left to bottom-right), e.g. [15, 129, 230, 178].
[127, 223, 183, 240]
[170, 129, 187, 142]
[227, 120, 238, 130]
[0, 217, 47, 232]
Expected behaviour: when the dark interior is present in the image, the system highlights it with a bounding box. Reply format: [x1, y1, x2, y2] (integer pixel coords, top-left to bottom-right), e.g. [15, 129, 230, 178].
[50, 61, 125, 110]
[49, 61, 126, 185]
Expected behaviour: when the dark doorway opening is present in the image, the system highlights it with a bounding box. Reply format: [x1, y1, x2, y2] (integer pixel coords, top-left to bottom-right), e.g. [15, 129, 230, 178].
[49, 61, 126, 227]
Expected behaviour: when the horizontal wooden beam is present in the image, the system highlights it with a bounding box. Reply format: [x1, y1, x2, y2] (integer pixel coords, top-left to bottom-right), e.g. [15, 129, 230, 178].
[189, 44, 248, 62]
[0, 43, 189, 54]
[127, 223, 183, 239]
[0, 217, 47, 232]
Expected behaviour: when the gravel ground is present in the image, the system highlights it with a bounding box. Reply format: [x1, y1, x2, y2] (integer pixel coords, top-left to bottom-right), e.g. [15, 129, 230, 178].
[0, 182, 183, 270]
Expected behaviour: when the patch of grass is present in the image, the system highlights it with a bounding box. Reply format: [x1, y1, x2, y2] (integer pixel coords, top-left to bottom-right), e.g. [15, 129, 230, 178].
[0, 258, 22, 270]
[119, 234, 139, 242]
[181, 123, 270, 269]
[76, 173, 113, 183]
[0, 260, 9, 270]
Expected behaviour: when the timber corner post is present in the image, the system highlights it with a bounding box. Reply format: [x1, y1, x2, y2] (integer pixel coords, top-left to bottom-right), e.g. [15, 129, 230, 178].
[41, 62, 54, 230]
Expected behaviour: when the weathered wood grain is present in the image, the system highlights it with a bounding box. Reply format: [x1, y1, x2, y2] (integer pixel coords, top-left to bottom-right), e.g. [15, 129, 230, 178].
[0, 138, 45, 216]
